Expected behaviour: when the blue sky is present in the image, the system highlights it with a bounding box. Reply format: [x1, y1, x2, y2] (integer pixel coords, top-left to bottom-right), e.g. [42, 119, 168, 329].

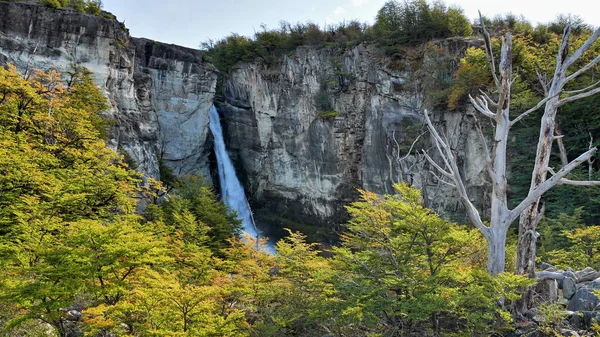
[102, 0, 600, 50]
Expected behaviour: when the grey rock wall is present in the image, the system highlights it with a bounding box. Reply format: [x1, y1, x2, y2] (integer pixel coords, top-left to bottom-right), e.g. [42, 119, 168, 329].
[0, 2, 218, 180]
[0, 2, 490, 232]
[218, 43, 490, 228]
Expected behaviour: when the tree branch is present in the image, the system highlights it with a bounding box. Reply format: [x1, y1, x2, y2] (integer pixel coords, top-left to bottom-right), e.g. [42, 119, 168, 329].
[510, 94, 558, 127]
[559, 86, 600, 106]
[479, 11, 500, 89]
[559, 179, 600, 186]
[431, 170, 457, 188]
[556, 26, 572, 72]
[422, 151, 453, 179]
[565, 54, 600, 83]
[511, 147, 599, 221]
[535, 271, 565, 281]
[469, 94, 496, 118]
[564, 79, 600, 95]
[564, 26, 600, 69]
[479, 89, 498, 106]
[536, 67, 551, 96]
[424, 110, 490, 236]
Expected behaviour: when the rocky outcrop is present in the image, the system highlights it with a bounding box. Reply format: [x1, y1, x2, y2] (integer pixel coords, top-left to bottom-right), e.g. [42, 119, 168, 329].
[531, 265, 600, 332]
[218, 41, 489, 229]
[0, 2, 491, 232]
[0, 1, 217, 179]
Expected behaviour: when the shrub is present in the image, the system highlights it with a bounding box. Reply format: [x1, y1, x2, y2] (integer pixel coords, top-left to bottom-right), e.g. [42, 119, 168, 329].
[317, 110, 338, 120]
[41, 0, 62, 9]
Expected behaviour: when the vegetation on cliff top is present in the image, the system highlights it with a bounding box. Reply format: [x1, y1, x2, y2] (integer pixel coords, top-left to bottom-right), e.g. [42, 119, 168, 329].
[201, 0, 472, 74]
[0, 0, 106, 16]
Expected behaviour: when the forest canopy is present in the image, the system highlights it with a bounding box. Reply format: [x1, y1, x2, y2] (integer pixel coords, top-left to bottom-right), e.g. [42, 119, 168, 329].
[0, 0, 599, 335]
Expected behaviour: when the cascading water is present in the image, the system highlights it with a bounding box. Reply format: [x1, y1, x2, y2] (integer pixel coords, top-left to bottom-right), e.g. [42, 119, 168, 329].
[209, 106, 274, 253]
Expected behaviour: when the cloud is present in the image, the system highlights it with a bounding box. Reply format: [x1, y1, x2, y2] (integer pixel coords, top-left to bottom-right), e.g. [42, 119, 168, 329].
[351, 0, 370, 7]
[333, 6, 346, 16]
[326, 6, 346, 25]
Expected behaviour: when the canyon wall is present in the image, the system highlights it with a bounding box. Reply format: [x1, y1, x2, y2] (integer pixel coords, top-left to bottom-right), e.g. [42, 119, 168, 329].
[0, 1, 218, 180]
[0, 2, 490, 233]
[217, 42, 491, 230]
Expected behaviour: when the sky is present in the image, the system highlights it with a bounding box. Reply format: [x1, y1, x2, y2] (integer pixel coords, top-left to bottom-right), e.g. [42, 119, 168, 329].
[102, 0, 600, 50]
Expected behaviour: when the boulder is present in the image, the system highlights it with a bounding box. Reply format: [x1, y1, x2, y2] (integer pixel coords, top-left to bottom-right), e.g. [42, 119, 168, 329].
[560, 329, 580, 337]
[66, 310, 82, 322]
[567, 287, 600, 311]
[524, 308, 538, 320]
[536, 279, 559, 302]
[564, 270, 577, 281]
[541, 262, 555, 270]
[563, 277, 577, 300]
[568, 311, 597, 330]
[575, 267, 597, 283]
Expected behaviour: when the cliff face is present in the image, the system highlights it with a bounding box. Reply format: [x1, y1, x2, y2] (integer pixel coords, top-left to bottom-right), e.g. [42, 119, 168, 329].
[218, 43, 490, 228]
[0, 2, 218, 180]
[0, 2, 490, 232]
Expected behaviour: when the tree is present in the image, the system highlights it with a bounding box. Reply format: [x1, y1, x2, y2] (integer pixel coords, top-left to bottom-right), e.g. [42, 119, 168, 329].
[516, 24, 600, 282]
[319, 183, 530, 336]
[423, 14, 600, 277]
[0, 64, 149, 336]
[161, 175, 243, 253]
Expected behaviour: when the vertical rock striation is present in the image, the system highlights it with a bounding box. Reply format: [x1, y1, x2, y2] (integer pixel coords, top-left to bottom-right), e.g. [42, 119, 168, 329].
[218, 43, 491, 229]
[0, 2, 218, 180]
[0, 2, 491, 232]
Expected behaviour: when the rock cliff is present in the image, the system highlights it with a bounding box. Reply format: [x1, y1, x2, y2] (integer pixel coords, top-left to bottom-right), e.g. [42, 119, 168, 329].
[217, 42, 490, 232]
[0, 2, 491, 234]
[0, 1, 218, 180]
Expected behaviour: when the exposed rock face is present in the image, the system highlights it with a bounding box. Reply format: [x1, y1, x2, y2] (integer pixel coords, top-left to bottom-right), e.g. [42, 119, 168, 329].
[0, 2, 489, 231]
[0, 2, 217, 179]
[218, 42, 489, 228]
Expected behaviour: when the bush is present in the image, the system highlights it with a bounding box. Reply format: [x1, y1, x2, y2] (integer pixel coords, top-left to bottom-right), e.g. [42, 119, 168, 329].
[319, 184, 534, 336]
[41, 0, 62, 9]
[317, 110, 338, 120]
[37, 0, 103, 15]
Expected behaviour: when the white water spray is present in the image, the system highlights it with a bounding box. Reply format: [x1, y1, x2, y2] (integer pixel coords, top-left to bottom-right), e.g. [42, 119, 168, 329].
[209, 106, 274, 253]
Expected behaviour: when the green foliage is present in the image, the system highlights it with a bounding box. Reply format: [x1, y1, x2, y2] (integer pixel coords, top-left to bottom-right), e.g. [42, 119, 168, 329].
[538, 208, 586, 257]
[36, 0, 103, 15]
[545, 224, 600, 270]
[158, 158, 181, 191]
[374, 0, 472, 48]
[534, 302, 570, 337]
[160, 175, 243, 253]
[448, 47, 491, 109]
[41, 0, 62, 9]
[317, 110, 338, 120]
[314, 184, 531, 336]
[447, 7, 472, 36]
[0, 64, 143, 334]
[422, 43, 455, 107]
[202, 0, 472, 79]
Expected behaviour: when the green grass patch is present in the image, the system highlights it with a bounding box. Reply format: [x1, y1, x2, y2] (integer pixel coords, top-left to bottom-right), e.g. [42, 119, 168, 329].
[317, 110, 338, 120]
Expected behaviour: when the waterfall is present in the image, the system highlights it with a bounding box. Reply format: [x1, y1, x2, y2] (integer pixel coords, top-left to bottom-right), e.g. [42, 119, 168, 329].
[209, 106, 274, 253]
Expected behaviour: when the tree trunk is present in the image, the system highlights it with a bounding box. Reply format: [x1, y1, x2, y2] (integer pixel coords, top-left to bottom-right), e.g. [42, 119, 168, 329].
[515, 201, 543, 313]
[487, 228, 508, 276]
[515, 43, 566, 309]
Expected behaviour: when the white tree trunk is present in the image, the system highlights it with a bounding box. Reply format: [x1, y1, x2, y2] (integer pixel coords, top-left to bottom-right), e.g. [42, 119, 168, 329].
[424, 20, 600, 282]
[487, 226, 509, 276]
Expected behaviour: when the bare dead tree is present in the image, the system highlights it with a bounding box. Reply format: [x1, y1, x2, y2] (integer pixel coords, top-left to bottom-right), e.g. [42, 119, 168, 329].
[516, 23, 600, 302]
[423, 14, 600, 277]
